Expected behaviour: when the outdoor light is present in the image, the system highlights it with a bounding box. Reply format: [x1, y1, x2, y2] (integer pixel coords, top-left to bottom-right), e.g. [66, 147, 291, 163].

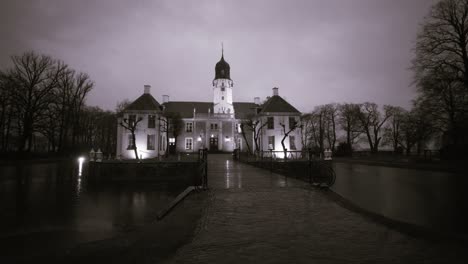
[211, 134, 214, 138]
[225, 136, 231, 142]
[197, 136, 202, 142]
[77, 156, 85, 176]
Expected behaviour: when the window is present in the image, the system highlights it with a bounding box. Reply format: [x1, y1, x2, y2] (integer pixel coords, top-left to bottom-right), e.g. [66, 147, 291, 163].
[160, 135, 166, 151]
[289, 117, 297, 130]
[127, 134, 135, 150]
[236, 123, 241, 133]
[267, 117, 274, 129]
[148, 115, 156, 128]
[186, 122, 193, 132]
[289, 136, 296, 150]
[268, 136, 275, 150]
[128, 115, 136, 127]
[147, 134, 155, 150]
[221, 87, 225, 91]
[221, 96, 224, 100]
[185, 138, 193, 150]
[210, 123, 218, 130]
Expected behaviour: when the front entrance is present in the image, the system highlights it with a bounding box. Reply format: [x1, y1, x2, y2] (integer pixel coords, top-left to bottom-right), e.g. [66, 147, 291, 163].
[209, 138, 218, 151]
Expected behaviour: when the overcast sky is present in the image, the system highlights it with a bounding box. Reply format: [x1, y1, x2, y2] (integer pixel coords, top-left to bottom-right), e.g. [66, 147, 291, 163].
[0, 0, 435, 112]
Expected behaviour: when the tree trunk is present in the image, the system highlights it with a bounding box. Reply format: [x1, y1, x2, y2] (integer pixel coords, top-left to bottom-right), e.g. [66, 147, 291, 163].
[132, 131, 139, 160]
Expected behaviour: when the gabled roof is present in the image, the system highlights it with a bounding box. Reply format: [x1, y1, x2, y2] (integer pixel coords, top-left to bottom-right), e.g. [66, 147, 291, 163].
[163, 101, 214, 118]
[260, 95, 300, 114]
[233, 102, 258, 119]
[125, 93, 162, 111]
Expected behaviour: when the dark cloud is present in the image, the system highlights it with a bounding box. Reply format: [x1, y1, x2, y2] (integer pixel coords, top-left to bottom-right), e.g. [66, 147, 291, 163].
[0, 0, 434, 111]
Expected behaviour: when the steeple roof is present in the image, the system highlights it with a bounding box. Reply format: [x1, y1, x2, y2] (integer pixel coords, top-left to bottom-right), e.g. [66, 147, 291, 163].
[214, 48, 231, 80]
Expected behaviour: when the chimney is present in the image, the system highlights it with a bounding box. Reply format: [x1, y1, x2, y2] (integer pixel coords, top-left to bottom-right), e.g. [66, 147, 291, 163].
[272, 87, 279, 96]
[254, 97, 260, 105]
[144, 84, 151, 94]
[162, 95, 169, 103]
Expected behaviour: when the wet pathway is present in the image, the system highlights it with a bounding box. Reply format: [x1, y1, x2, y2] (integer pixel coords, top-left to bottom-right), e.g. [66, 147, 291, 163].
[207, 154, 307, 189]
[165, 154, 468, 263]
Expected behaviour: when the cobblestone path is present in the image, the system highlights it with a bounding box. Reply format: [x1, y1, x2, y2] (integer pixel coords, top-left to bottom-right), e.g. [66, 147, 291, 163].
[164, 154, 468, 264]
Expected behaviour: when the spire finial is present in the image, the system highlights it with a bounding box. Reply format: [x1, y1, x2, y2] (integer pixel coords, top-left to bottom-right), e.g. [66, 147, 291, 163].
[221, 42, 224, 58]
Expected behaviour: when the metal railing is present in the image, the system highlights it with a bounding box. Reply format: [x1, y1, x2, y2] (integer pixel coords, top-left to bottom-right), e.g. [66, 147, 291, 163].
[233, 148, 335, 187]
[198, 148, 208, 189]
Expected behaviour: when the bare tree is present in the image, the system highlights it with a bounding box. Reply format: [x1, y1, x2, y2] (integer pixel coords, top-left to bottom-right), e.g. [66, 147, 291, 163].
[7, 52, 67, 151]
[119, 115, 143, 160]
[240, 114, 268, 154]
[383, 106, 407, 153]
[338, 103, 362, 152]
[357, 102, 393, 153]
[398, 107, 434, 155]
[239, 122, 253, 154]
[412, 0, 468, 155]
[323, 104, 338, 152]
[300, 113, 314, 149]
[160, 112, 183, 155]
[0, 71, 14, 151]
[413, 0, 468, 90]
[279, 116, 299, 159]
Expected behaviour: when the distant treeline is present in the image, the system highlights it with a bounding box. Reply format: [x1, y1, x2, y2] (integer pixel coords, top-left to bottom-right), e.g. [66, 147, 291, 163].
[303, 0, 468, 158]
[0, 51, 116, 155]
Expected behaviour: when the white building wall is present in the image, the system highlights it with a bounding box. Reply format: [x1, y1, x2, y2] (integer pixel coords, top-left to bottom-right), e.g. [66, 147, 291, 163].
[213, 78, 234, 114]
[117, 111, 165, 159]
[260, 114, 302, 154]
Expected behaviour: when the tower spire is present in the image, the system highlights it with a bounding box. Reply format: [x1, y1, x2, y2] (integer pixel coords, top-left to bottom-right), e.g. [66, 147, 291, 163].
[221, 42, 224, 58]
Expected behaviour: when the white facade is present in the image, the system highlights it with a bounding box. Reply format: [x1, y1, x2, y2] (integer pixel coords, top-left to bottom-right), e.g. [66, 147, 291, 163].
[116, 86, 167, 159]
[213, 78, 234, 114]
[116, 53, 303, 158]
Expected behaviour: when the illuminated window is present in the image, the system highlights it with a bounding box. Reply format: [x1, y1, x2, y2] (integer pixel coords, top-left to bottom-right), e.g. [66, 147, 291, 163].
[268, 136, 275, 150]
[127, 134, 135, 150]
[186, 122, 193, 132]
[148, 115, 156, 128]
[210, 123, 218, 130]
[267, 117, 274, 129]
[147, 134, 155, 150]
[185, 138, 193, 150]
[169, 137, 175, 143]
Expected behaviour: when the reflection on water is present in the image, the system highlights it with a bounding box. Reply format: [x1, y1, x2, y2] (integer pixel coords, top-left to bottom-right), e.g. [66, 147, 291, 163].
[0, 160, 185, 254]
[332, 162, 468, 235]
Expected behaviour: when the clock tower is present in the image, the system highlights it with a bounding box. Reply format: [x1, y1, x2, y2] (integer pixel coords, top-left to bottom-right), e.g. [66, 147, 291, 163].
[213, 48, 234, 114]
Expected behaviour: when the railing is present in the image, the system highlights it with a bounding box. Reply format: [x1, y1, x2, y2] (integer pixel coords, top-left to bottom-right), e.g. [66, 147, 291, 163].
[233, 149, 335, 187]
[87, 150, 209, 188]
[198, 148, 208, 189]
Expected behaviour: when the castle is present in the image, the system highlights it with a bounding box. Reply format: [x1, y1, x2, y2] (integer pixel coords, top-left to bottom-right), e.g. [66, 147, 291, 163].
[116, 50, 302, 159]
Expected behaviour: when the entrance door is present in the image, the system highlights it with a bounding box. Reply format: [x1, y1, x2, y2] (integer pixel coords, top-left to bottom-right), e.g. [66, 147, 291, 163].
[209, 138, 218, 151]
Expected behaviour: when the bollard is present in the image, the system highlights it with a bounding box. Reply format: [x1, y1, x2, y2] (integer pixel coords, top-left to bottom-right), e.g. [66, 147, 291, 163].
[324, 148, 332, 160]
[89, 148, 95, 162]
[96, 148, 103, 162]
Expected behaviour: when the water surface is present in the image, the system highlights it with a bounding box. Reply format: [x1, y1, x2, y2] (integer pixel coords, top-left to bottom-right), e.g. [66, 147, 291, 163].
[0, 160, 185, 255]
[332, 162, 468, 235]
